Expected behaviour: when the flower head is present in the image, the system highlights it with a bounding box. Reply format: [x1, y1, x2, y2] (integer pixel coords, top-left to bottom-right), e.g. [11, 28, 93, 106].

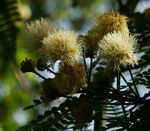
[53, 62, 86, 94]
[24, 18, 55, 53]
[41, 79, 60, 104]
[98, 32, 138, 72]
[88, 12, 129, 39]
[41, 30, 83, 63]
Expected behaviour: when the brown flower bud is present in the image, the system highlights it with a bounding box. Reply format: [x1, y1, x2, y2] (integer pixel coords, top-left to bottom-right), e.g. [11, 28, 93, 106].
[21, 58, 36, 73]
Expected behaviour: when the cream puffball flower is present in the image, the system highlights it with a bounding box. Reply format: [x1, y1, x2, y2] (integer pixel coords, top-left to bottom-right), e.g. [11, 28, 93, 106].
[41, 30, 83, 63]
[88, 12, 129, 39]
[25, 18, 55, 53]
[99, 32, 138, 72]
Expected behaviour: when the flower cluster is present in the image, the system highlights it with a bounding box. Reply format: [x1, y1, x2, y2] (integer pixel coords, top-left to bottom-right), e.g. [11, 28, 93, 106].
[23, 11, 139, 99]
[24, 18, 86, 96]
[25, 18, 83, 63]
[86, 12, 138, 72]
[21, 11, 140, 129]
[86, 12, 129, 56]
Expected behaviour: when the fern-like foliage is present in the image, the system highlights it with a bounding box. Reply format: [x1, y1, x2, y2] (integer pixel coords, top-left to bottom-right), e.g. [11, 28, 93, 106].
[0, 0, 21, 76]
[17, 95, 92, 131]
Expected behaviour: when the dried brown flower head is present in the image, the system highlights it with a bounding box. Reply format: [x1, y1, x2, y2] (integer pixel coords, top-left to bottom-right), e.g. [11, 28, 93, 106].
[99, 32, 138, 72]
[53, 62, 86, 94]
[36, 58, 47, 71]
[21, 58, 36, 73]
[40, 79, 60, 104]
[94, 12, 129, 38]
[71, 101, 92, 129]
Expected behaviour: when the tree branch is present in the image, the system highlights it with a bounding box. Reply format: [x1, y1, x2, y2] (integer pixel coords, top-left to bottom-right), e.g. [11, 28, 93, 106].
[118, 0, 140, 14]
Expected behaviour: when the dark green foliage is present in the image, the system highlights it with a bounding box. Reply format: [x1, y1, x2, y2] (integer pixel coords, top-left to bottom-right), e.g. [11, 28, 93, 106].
[0, 0, 21, 76]
[18, 78, 150, 130]
[17, 97, 76, 131]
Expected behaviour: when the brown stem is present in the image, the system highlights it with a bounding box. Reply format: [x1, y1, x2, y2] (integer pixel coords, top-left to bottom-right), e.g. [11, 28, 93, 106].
[88, 57, 93, 82]
[94, 103, 106, 131]
[129, 69, 140, 97]
[82, 47, 88, 80]
[33, 71, 47, 80]
[46, 67, 56, 75]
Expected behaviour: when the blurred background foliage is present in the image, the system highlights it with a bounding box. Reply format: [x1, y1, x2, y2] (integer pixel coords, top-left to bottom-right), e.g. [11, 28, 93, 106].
[0, 0, 150, 131]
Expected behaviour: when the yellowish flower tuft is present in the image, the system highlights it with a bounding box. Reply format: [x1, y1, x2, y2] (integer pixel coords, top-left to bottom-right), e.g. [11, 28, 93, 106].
[89, 12, 129, 39]
[41, 30, 83, 63]
[24, 18, 55, 53]
[98, 32, 138, 72]
[86, 12, 129, 56]
[53, 62, 86, 94]
[17, 3, 31, 20]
